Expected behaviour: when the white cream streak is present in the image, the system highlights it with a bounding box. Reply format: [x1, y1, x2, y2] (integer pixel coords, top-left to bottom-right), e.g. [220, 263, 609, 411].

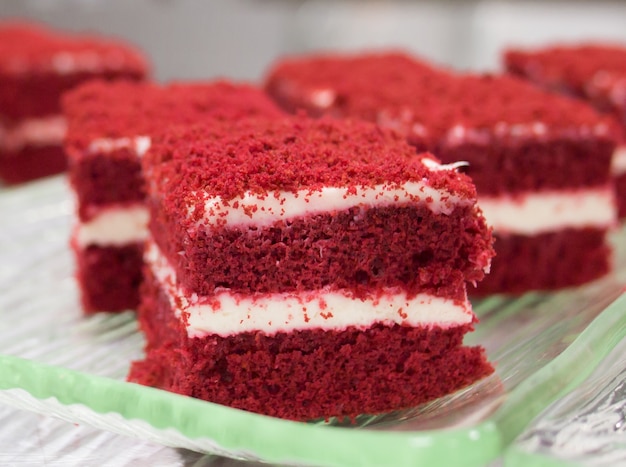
[75, 205, 149, 247]
[88, 136, 151, 157]
[613, 146, 626, 176]
[195, 178, 471, 228]
[0, 115, 66, 152]
[478, 187, 616, 235]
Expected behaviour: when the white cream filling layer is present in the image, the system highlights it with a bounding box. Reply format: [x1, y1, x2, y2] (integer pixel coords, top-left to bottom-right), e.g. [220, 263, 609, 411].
[145, 242, 473, 338]
[197, 168, 471, 228]
[88, 136, 151, 157]
[478, 187, 616, 235]
[613, 146, 626, 176]
[75, 205, 149, 247]
[0, 115, 67, 152]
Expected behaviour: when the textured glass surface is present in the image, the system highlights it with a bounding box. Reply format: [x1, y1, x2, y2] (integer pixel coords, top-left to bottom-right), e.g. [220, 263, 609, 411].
[508, 308, 626, 467]
[0, 176, 624, 466]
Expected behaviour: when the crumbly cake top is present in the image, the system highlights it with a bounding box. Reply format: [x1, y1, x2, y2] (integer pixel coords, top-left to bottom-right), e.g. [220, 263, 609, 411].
[428, 74, 616, 135]
[63, 80, 285, 150]
[265, 51, 618, 144]
[0, 22, 147, 75]
[505, 43, 626, 91]
[266, 51, 448, 93]
[145, 116, 478, 216]
[265, 51, 453, 119]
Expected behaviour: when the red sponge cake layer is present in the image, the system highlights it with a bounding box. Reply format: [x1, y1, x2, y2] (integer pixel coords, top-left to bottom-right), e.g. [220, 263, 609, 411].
[0, 145, 66, 185]
[130, 116, 495, 420]
[264, 52, 619, 295]
[154, 203, 486, 300]
[63, 80, 284, 313]
[0, 22, 148, 184]
[73, 242, 144, 313]
[480, 228, 611, 295]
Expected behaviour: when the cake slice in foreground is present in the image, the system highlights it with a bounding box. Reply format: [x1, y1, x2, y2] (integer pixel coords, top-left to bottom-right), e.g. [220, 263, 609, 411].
[264, 52, 619, 295]
[63, 80, 283, 313]
[505, 44, 626, 218]
[0, 22, 147, 184]
[129, 116, 495, 421]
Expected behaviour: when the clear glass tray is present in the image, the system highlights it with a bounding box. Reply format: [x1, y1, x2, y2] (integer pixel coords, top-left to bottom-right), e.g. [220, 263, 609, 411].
[0, 176, 624, 466]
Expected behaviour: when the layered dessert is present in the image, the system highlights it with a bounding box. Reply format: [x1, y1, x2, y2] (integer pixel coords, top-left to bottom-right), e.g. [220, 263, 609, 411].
[505, 44, 626, 218]
[128, 116, 496, 421]
[264, 52, 619, 295]
[0, 22, 147, 184]
[63, 80, 283, 313]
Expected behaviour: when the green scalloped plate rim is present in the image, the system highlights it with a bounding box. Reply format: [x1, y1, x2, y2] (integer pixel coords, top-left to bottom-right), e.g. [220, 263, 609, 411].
[0, 292, 623, 466]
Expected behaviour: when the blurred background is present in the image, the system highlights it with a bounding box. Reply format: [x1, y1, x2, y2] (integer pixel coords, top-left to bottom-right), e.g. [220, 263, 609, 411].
[1, 0, 626, 82]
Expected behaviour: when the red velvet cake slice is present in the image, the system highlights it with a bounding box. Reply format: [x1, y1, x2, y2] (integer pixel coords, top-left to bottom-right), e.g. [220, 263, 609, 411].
[264, 52, 619, 295]
[63, 80, 284, 313]
[0, 22, 147, 184]
[505, 44, 626, 218]
[128, 116, 495, 421]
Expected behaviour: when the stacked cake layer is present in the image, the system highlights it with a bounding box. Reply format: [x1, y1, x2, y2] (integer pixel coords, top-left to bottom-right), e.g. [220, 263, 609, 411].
[0, 22, 147, 184]
[128, 116, 495, 420]
[63, 80, 284, 313]
[505, 44, 626, 218]
[264, 52, 619, 295]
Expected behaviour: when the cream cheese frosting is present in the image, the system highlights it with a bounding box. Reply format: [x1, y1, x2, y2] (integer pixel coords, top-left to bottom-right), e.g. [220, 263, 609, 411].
[0, 115, 66, 151]
[88, 136, 151, 157]
[75, 204, 149, 247]
[478, 187, 616, 235]
[196, 178, 472, 228]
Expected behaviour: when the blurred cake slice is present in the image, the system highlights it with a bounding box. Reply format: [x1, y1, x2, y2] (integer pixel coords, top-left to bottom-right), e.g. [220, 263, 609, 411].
[264, 52, 619, 295]
[505, 43, 626, 218]
[62, 80, 284, 313]
[0, 22, 147, 184]
[129, 116, 495, 420]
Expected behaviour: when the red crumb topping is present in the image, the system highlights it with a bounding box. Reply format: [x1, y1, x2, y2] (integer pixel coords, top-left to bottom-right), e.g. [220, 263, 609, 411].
[505, 44, 626, 100]
[265, 51, 619, 146]
[265, 52, 454, 122]
[0, 22, 147, 75]
[63, 79, 285, 151]
[145, 116, 478, 209]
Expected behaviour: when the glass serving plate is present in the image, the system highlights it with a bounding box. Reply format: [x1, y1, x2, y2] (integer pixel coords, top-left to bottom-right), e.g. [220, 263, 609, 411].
[0, 176, 624, 467]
